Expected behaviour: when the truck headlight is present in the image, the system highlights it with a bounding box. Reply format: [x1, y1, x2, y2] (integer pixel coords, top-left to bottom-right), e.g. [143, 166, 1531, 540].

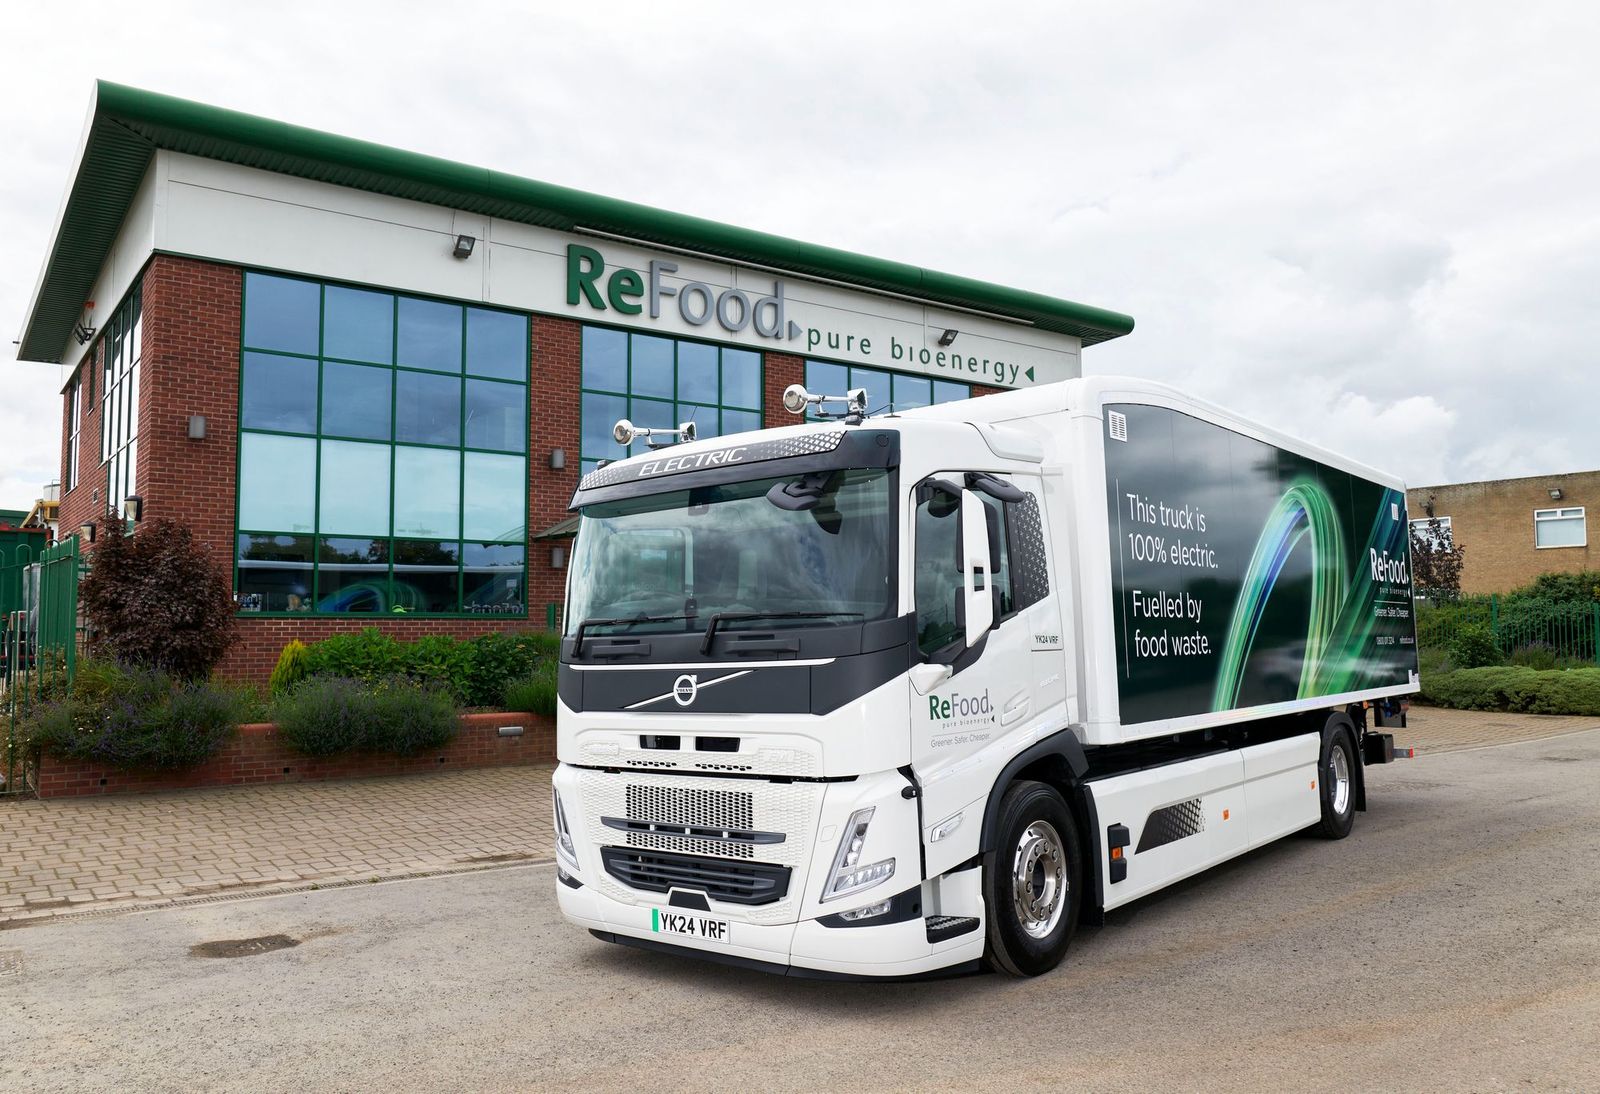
[553, 788, 579, 872]
[820, 807, 895, 903]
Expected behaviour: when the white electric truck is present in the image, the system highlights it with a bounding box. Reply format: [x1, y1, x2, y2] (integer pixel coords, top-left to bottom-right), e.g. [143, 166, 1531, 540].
[552, 376, 1417, 979]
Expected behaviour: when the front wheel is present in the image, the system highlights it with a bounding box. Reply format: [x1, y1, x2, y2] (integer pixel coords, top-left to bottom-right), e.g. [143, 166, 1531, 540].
[1316, 729, 1357, 839]
[982, 780, 1082, 977]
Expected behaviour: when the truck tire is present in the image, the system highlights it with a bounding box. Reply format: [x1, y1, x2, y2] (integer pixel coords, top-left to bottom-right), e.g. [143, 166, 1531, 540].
[1316, 729, 1357, 840]
[982, 780, 1082, 977]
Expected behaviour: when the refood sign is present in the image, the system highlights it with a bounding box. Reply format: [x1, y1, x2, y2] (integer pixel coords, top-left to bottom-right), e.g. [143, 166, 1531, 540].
[564, 243, 1057, 389]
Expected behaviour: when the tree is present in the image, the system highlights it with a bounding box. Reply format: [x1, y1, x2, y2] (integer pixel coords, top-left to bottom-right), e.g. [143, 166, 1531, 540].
[1410, 516, 1465, 597]
[79, 515, 238, 679]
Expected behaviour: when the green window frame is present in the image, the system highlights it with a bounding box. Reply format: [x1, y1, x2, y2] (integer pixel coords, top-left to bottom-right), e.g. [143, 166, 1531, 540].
[100, 285, 143, 514]
[578, 325, 764, 475]
[803, 359, 969, 420]
[233, 271, 530, 617]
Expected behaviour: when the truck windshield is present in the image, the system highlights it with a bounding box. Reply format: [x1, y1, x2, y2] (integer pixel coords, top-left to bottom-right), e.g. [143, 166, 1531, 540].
[567, 468, 895, 637]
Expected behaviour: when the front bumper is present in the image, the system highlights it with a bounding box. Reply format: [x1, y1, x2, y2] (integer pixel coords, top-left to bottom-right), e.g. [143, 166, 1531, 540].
[557, 872, 985, 979]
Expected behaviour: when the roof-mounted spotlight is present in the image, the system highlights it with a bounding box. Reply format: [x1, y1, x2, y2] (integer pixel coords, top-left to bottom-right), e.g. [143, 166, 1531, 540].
[781, 384, 868, 423]
[613, 419, 699, 449]
[937, 328, 958, 347]
[453, 234, 476, 259]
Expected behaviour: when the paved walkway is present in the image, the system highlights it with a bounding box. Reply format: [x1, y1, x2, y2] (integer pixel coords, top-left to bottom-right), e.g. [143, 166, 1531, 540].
[1, 766, 555, 926]
[1, 708, 1596, 928]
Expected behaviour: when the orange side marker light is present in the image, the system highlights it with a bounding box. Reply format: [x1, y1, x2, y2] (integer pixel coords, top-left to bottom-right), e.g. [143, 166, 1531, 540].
[1310, 779, 1317, 790]
[1110, 847, 1123, 860]
[1222, 809, 1229, 821]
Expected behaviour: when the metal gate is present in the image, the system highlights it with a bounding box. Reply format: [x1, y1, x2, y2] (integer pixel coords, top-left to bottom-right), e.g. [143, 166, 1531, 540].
[2, 539, 81, 796]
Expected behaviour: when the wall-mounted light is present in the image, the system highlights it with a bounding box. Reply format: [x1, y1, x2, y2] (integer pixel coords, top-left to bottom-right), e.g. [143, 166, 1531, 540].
[453, 234, 476, 259]
[123, 495, 144, 523]
[79, 522, 95, 543]
[937, 328, 959, 347]
[550, 545, 567, 569]
[187, 415, 207, 440]
[549, 447, 567, 471]
[1549, 487, 1563, 500]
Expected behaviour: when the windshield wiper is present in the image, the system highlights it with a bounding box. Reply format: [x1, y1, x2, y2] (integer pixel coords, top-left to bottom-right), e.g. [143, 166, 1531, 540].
[700, 610, 864, 655]
[573, 614, 696, 656]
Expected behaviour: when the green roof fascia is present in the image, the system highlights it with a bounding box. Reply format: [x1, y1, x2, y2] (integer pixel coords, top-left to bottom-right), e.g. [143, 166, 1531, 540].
[17, 80, 1133, 363]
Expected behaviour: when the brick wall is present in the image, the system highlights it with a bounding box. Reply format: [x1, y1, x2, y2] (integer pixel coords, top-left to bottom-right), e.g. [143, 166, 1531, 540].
[762, 351, 806, 427]
[1407, 470, 1599, 594]
[528, 315, 583, 612]
[34, 710, 554, 798]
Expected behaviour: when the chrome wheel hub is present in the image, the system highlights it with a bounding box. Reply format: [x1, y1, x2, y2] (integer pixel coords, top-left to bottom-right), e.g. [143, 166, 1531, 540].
[1011, 819, 1067, 939]
[1330, 744, 1351, 816]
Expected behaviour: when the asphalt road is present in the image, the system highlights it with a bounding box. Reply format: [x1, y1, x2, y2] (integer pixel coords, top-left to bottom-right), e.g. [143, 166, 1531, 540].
[5, 729, 1600, 1092]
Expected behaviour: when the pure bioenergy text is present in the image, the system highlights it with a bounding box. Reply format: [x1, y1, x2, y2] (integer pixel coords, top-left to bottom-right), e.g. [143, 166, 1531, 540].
[1123, 492, 1220, 660]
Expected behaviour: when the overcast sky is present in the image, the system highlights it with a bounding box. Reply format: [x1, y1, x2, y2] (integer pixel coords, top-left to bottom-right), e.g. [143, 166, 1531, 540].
[4, 1, 1598, 511]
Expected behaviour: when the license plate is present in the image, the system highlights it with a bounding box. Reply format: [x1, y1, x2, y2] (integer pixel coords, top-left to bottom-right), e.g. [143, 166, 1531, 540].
[652, 908, 731, 945]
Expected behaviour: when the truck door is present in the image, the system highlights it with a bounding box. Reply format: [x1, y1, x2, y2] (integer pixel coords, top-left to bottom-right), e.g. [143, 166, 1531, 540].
[911, 471, 1057, 879]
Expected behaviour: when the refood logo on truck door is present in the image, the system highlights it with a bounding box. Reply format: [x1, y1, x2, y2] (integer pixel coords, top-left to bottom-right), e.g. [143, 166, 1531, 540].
[926, 688, 994, 749]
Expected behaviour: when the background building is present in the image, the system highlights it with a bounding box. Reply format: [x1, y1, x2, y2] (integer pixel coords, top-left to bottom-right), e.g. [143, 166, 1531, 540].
[1407, 469, 1595, 594]
[14, 83, 1132, 683]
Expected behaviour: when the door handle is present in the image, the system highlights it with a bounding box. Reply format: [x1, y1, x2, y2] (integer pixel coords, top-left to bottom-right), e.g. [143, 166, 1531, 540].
[1000, 696, 1029, 726]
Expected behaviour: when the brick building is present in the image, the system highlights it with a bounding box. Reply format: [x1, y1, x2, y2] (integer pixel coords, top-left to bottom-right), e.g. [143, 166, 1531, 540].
[1406, 470, 1596, 594]
[14, 82, 1132, 684]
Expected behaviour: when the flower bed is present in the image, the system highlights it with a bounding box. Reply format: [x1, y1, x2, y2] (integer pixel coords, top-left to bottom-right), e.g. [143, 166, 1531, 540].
[33, 710, 554, 799]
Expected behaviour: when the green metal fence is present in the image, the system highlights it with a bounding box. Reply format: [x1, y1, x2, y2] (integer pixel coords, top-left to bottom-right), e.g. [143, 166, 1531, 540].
[1416, 594, 1600, 664]
[2, 538, 82, 796]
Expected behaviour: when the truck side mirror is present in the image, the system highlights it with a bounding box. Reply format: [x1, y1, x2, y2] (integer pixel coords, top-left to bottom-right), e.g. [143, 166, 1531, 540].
[960, 489, 995, 645]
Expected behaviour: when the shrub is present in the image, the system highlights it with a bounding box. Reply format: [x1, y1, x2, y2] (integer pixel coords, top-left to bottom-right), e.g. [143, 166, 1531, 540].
[1507, 642, 1558, 671]
[296, 628, 558, 706]
[78, 516, 237, 679]
[272, 676, 458, 757]
[26, 661, 243, 770]
[1448, 623, 1501, 669]
[1510, 570, 1600, 604]
[1419, 666, 1600, 716]
[504, 659, 559, 717]
[269, 639, 312, 695]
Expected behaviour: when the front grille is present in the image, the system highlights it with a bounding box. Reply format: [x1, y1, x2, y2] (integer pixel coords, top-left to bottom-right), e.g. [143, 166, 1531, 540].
[626, 785, 752, 830]
[601, 847, 791, 906]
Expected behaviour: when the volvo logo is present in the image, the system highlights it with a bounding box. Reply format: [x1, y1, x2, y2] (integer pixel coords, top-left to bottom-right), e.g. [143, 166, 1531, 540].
[672, 674, 699, 706]
[624, 669, 754, 711]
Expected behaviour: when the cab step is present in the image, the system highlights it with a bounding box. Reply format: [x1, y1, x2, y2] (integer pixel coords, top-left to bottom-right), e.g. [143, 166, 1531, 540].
[926, 915, 980, 944]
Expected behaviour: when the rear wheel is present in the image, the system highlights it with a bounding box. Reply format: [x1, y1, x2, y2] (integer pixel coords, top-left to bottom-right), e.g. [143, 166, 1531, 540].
[983, 780, 1082, 977]
[1316, 729, 1357, 839]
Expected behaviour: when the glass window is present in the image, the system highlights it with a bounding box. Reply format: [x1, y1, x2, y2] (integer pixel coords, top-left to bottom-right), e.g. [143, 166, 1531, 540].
[237, 275, 527, 614]
[242, 352, 318, 433]
[807, 360, 970, 418]
[463, 543, 526, 614]
[321, 362, 392, 440]
[465, 307, 526, 379]
[319, 440, 391, 536]
[465, 379, 525, 452]
[239, 433, 315, 533]
[324, 286, 393, 364]
[630, 335, 675, 399]
[392, 539, 461, 613]
[1534, 507, 1586, 548]
[236, 534, 314, 612]
[463, 453, 526, 541]
[893, 374, 932, 410]
[722, 349, 761, 409]
[914, 490, 962, 657]
[580, 327, 765, 465]
[395, 370, 461, 446]
[243, 273, 320, 355]
[677, 341, 719, 403]
[581, 392, 628, 464]
[398, 298, 463, 373]
[317, 537, 388, 613]
[721, 409, 761, 437]
[979, 494, 1015, 618]
[393, 447, 460, 538]
[582, 326, 627, 393]
[99, 287, 144, 514]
